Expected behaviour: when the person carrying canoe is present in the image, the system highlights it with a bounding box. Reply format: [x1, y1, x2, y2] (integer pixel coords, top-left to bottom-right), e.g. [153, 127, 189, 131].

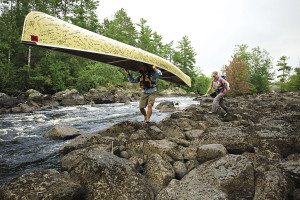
[125, 65, 162, 123]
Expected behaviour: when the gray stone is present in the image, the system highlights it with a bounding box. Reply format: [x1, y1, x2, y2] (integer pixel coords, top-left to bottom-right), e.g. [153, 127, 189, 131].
[195, 126, 253, 154]
[280, 154, 300, 182]
[157, 179, 228, 200]
[197, 144, 228, 163]
[54, 89, 85, 106]
[44, 125, 82, 140]
[185, 160, 199, 172]
[158, 155, 254, 199]
[143, 139, 183, 162]
[144, 154, 174, 194]
[182, 147, 198, 160]
[173, 161, 188, 179]
[254, 169, 291, 200]
[155, 101, 175, 110]
[26, 89, 44, 101]
[185, 129, 204, 140]
[62, 150, 154, 200]
[120, 150, 130, 159]
[0, 169, 83, 200]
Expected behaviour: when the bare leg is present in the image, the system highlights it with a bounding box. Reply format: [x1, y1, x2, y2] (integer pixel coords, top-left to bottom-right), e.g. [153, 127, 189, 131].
[145, 104, 153, 122]
[140, 108, 147, 122]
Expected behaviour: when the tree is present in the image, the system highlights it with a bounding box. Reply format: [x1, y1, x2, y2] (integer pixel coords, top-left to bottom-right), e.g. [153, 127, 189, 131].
[136, 18, 174, 60]
[234, 44, 274, 93]
[76, 63, 124, 92]
[100, 8, 137, 46]
[137, 18, 154, 52]
[68, 0, 100, 32]
[172, 36, 198, 92]
[276, 56, 292, 82]
[193, 75, 211, 94]
[173, 36, 197, 78]
[224, 55, 250, 95]
[287, 67, 300, 91]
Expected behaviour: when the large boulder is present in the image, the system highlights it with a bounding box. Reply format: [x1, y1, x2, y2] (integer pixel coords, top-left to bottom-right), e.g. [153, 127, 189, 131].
[195, 126, 255, 154]
[255, 117, 296, 156]
[157, 118, 185, 139]
[157, 179, 228, 200]
[280, 154, 300, 183]
[44, 125, 82, 140]
[0, 169, 83, 200]
[155, 101, 176, 112]
[84, 88, 131, 104]
[25, 89, 44, 102]
[196, 144, 228, 163]
[144, 154, 174, 194]
[142, 139, 183, 162]
[185, 129, 205, 140]
[54, 89, 85, 106]
[61, 150, 154, 200]
[157, 154, 255, 200]
[60, 133, 102, 153]
[254, 168, 291, 200]
[173, 161, 188, 179]
[0, 93, 22, 109]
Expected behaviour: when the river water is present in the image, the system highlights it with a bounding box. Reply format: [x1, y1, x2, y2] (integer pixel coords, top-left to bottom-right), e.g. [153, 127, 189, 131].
[0, 96, 199, 184]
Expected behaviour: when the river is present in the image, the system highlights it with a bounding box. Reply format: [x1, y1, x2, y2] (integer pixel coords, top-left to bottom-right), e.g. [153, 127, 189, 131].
[0, 96, 199, 184]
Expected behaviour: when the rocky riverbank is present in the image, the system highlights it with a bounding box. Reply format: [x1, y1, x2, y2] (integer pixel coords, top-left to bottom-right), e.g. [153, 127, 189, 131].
[0, 86, 189, 114]
[1, 92, 300, 200]
[0, 88, 140, 114]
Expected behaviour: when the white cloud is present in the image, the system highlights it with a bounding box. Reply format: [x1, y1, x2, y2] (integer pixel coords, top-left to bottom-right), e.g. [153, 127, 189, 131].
[97, 0, 300, 76]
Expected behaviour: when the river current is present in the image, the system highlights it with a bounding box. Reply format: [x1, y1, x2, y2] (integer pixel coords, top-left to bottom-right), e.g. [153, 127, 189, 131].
[0, 96, 199, 184]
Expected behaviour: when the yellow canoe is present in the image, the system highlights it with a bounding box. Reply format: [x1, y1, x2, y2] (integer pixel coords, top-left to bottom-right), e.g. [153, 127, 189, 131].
[21, 11, 191, 87]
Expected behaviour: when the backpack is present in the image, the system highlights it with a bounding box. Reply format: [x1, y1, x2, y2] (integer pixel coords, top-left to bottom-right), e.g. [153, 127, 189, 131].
[220, 75, 226, 80]
[213, 75, 227, 93]
[139, 72, 156, 89]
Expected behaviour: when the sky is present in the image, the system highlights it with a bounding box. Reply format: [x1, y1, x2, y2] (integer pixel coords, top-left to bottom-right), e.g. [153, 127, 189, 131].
[97, 0, 300, 76]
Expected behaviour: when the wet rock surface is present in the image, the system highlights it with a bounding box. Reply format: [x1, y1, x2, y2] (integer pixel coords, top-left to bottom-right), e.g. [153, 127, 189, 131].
[1, 92, 300, 199]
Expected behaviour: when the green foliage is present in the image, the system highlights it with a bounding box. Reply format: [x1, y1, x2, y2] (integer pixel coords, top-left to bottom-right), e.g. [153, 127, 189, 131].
[0, 1, 220, 95]
[100, 8, 137, 46]
[173, 36, 197, 79]
[193, 75, 211, 94]
[287, 67, 300, 91]
[224, 55, 251, 95]
[76, 63, 124, 93]
[137, 18, 154, 52]
[68, 0, 100, 32]
[234, 44, 274, 93]
[276, 56, 292, 83]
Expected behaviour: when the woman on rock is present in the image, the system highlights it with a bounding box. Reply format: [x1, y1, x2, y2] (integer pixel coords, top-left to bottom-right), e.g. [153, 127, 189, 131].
[204, 71, 230, 116]
[125, 65, 162, 123]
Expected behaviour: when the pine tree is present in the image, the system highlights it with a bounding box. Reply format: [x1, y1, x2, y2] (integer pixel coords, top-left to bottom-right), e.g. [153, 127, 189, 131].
[276, 56, 292, 82]
[69, 0, 100, 32]
[137, 18, 154, 52]
[101, 8, 137, 46]
[173, 36, 196, 78]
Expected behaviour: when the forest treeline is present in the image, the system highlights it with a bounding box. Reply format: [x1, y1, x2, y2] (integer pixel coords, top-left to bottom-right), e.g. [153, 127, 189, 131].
[0, 0, 299, 96]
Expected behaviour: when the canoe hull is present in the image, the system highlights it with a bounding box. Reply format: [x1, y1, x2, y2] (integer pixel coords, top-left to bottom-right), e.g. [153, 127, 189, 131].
[21, 11, 191, 87]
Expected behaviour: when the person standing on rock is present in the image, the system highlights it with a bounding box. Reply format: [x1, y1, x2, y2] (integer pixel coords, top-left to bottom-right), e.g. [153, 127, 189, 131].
[125, 65, 162, 123]
[204, 71, 230, 116]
